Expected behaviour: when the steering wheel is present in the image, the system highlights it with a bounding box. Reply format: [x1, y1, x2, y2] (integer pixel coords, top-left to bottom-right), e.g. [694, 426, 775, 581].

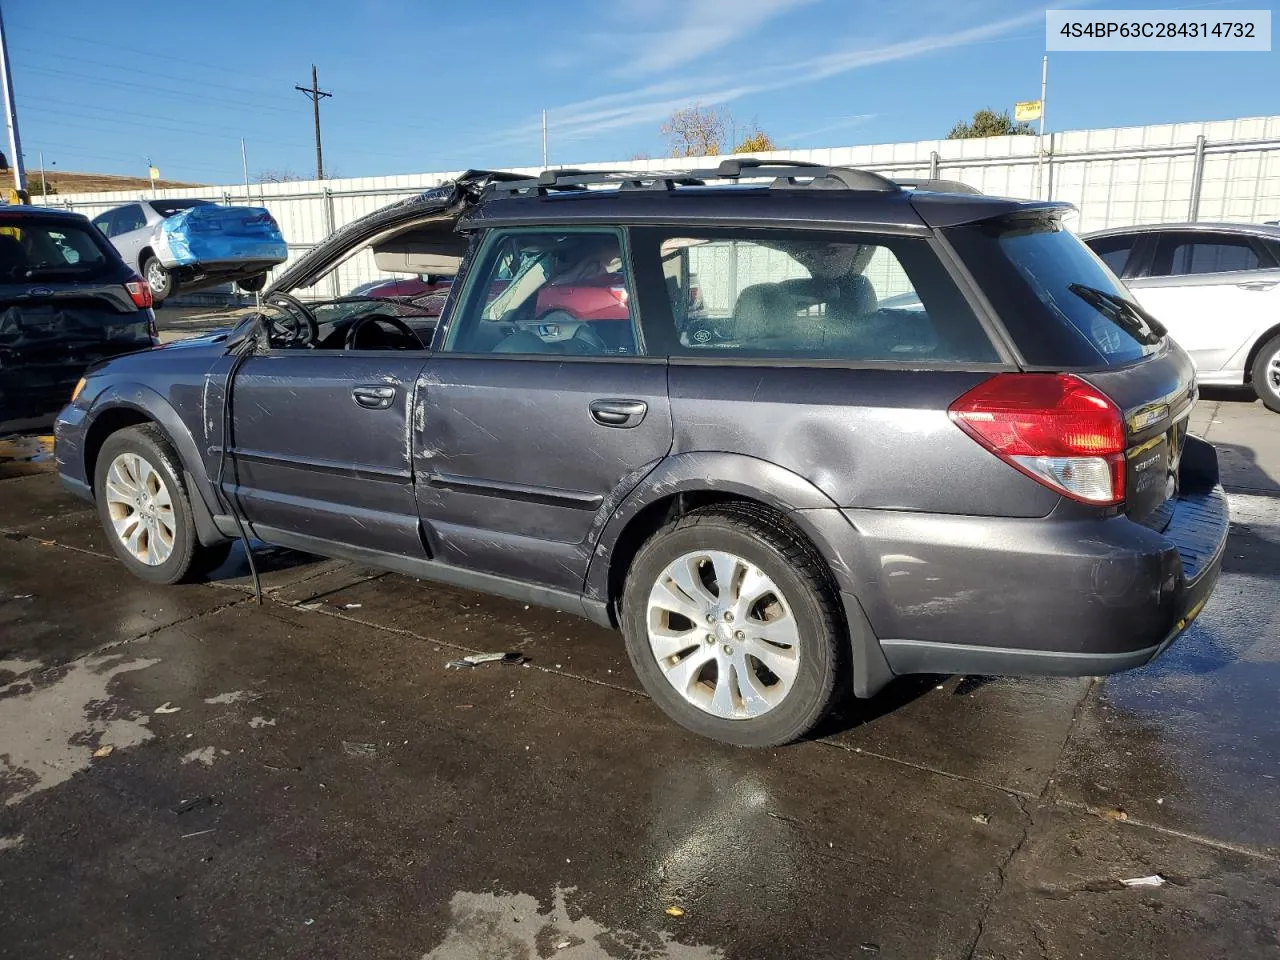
[263, 292, 319, 347]
[344, 313, 425, 351]
[565, 322, 610, 355]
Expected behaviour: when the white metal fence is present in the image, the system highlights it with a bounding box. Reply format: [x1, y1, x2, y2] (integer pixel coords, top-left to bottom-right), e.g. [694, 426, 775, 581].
[35, 114, 1280, 300]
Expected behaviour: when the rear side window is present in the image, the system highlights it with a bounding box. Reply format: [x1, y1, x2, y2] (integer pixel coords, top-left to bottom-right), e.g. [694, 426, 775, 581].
[1151, 232, 1262, 276]
[947, 218, 1164, 367]
[0, 219, 113, 280]
[112, 205, 147, 234]
[1086, 234, 1138, 276]
[632, 227, 997, 363]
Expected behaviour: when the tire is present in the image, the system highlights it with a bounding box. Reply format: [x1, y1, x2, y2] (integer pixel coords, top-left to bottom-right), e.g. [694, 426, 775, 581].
[621, 504, 844, 747]
[143, 255, 176, 305]
[237, 273, 267, 294]
[1251, 333, 1280, 414]
[93, 424, 225, 584]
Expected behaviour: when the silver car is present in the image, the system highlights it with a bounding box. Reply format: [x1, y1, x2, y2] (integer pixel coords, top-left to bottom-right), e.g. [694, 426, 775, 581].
[91, 199, 278, 305]
[1083, 222, 1280, 412]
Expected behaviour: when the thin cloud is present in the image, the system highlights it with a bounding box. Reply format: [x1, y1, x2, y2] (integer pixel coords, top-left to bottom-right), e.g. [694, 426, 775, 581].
[617, 0, 817, 76]
[785, 115, 877, 143]
[462, 4, 1060, 154]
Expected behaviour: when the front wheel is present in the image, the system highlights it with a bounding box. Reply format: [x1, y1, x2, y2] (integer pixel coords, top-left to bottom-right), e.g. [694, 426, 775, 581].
[143, 256, 176, 305]
[621, 505, 844, 747]
[1251, 333, 1280, 414]
[94, 424, 228, 584]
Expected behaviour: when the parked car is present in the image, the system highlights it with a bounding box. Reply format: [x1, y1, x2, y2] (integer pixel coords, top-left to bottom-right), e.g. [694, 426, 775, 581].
[0, 206, 156, 438]
[1082, 222, 1280, 412]
[91, 199, 287, 306]
[56, 164, 1228, 747]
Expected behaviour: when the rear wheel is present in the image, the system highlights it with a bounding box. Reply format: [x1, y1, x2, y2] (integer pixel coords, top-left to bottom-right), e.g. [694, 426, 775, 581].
[1251, 333, 1280, 413]
[237, 273, 267, 293]
[94, 425, 226, 584]
[143, 256, 176, 305]
[621, 505, 844, 747]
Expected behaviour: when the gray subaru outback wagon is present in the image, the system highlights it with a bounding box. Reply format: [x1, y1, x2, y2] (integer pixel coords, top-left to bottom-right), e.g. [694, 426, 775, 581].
[56, 162, 1229, 746]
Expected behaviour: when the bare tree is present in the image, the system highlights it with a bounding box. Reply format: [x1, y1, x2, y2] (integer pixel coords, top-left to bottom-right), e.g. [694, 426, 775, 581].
[255, 169, 305, 183]
[661, 105, 728, 157]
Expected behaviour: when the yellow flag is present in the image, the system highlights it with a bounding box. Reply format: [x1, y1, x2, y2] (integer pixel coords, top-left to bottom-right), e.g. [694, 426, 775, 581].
[1014, 100, 1042, 122]
[148, 165, 160, 181]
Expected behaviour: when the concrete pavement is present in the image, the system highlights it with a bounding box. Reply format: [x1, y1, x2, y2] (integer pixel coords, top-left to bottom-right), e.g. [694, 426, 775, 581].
[1, 395, 1278, 959]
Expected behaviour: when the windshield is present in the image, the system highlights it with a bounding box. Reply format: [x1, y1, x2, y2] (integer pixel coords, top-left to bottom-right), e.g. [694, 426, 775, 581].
[947, 217, 1166, 367]
[151, 199, 214, 218]
[0, 218, 113, 281]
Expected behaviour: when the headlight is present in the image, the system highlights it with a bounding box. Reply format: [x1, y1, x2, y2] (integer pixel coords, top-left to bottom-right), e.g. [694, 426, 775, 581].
[70, 377, 87, 403]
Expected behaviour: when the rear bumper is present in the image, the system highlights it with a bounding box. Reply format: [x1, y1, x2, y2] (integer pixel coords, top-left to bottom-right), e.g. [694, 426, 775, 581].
[167, 259, 279, 283]
[820, 484, 1229, 685]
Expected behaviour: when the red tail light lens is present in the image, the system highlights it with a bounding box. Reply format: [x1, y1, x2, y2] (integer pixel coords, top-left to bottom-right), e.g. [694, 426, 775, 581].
[125, 277, 153, 309]
[948, 373, 1126, 505]
[609, 285, 629, 307]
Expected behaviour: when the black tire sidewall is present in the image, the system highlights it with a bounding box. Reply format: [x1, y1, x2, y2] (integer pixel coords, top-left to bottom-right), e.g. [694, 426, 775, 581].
[238, 273, 267, 293]
[622, 518, 838, 747]
[1252, 335, 1280, 413]
[143, 257, 173, 303]
[94, 427, 198, 584]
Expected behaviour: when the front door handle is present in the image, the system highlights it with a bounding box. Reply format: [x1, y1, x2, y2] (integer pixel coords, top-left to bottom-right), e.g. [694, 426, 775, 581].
[352, 385, 396, 409]
[1236, 280, 1278, 291]
[589, 398, 647, 428]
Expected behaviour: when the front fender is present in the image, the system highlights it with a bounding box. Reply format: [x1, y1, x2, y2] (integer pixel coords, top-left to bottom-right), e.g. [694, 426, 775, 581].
[82, 383, 218, 514]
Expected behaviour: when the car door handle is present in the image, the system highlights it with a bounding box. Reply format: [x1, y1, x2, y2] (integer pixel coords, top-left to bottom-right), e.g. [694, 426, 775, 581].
[589, 398, 647, 428]
[351, 385, 397, 409]
[1236, 280, 1278, 291]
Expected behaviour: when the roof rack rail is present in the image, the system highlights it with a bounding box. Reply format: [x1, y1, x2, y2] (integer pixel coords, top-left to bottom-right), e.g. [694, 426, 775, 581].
[895, 178, 983, 195]
[487, 160, 903, 198]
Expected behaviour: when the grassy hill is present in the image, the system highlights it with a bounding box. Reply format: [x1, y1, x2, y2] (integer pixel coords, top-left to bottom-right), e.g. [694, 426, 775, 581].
[26, 170, 205, 196]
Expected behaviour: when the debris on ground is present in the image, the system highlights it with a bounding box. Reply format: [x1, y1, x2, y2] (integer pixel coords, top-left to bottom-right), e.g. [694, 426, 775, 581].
[1099, 807, 1128, 822]
[664, 905, 685, 917]
[341, 603, 362, 610]
[92, 745, 115, 758]
[341, 740, 378, 758]
[181, 828, 215, 839]
[445, 652, 527, 669]
[859, 944, 881, 954]
[1121, 874, 1166, 887]
[971, 813, 990, 825]
[153, 702, 182, 714]
[248, 716, 276, 728]
[10, 594, 33, 600]
[172, 796, 215, 816]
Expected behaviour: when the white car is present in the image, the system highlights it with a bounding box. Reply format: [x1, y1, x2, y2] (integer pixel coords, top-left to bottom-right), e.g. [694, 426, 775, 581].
[1083, 222, 1280, 412]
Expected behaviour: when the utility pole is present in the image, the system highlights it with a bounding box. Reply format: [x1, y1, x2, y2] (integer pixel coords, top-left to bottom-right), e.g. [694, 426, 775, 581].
[541, 109, 548, 169]
[240, 138, 249, 199]
[295, 64, 332, 181]
[0, 3, 28, 199]
[38, 149, 46, 196]
[1036, 55, 1048, 200]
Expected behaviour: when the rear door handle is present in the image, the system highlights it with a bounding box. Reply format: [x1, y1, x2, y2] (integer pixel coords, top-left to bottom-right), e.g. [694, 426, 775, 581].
[589, 398, 647, 428]
[352, 384, 397, 409]
[1236, 280, 1278, 291]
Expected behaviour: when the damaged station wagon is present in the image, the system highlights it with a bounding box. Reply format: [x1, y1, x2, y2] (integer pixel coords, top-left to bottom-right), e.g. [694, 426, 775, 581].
[55, 163, 1230, 746]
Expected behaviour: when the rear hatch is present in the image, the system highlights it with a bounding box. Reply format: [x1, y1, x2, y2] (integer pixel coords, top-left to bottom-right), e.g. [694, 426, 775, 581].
[159, 204, 288, 266]
[945, 213, 1196, 530]
[0, 216, 151, 429]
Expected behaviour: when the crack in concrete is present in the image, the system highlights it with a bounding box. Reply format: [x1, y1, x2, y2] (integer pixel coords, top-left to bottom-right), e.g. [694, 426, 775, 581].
[962, 794, 1034, 960]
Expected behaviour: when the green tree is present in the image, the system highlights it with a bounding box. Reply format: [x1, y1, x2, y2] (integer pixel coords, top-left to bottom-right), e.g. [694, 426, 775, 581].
[947, 108, 1035, 139]
[33, 179, 58, 196]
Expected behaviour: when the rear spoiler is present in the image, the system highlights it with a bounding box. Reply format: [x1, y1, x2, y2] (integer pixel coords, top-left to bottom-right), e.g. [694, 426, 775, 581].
[910, 195, 1076, 229]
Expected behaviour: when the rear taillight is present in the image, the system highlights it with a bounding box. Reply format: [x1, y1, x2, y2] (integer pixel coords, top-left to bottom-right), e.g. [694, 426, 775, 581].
[609, 286, 629, 307]
[948, 373, 1126, 505]
[125, 276, 153, 309]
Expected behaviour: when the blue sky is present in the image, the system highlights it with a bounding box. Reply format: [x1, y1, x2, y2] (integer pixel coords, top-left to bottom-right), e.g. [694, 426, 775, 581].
[7, 0, 1277, 185]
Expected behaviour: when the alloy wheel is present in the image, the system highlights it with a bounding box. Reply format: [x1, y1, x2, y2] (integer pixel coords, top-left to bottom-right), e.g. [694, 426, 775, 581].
[104, 452, 175, 566]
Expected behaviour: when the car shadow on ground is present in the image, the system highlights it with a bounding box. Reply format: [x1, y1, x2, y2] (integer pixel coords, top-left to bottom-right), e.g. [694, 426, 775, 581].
[1213, 441, 1279, 495]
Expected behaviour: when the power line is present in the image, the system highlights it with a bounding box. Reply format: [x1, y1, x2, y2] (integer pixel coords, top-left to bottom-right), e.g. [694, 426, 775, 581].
[295, 65, 331, 181]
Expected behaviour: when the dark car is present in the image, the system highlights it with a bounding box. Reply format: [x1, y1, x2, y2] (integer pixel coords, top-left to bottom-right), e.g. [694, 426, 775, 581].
[54, 163, 1228, 747]
[1, 206, 156, 438]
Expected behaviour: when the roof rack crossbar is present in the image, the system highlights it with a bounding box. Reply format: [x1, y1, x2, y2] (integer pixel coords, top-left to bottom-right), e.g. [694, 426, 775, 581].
[487, 162, 909, 197]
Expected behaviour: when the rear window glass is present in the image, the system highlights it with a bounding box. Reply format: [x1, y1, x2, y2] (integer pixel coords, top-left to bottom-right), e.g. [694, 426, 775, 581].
[151, 199, 213, 218]
[948, 218, 1165, 367]
[0, 219, 113, 281]
[632, 227, 998, 363]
